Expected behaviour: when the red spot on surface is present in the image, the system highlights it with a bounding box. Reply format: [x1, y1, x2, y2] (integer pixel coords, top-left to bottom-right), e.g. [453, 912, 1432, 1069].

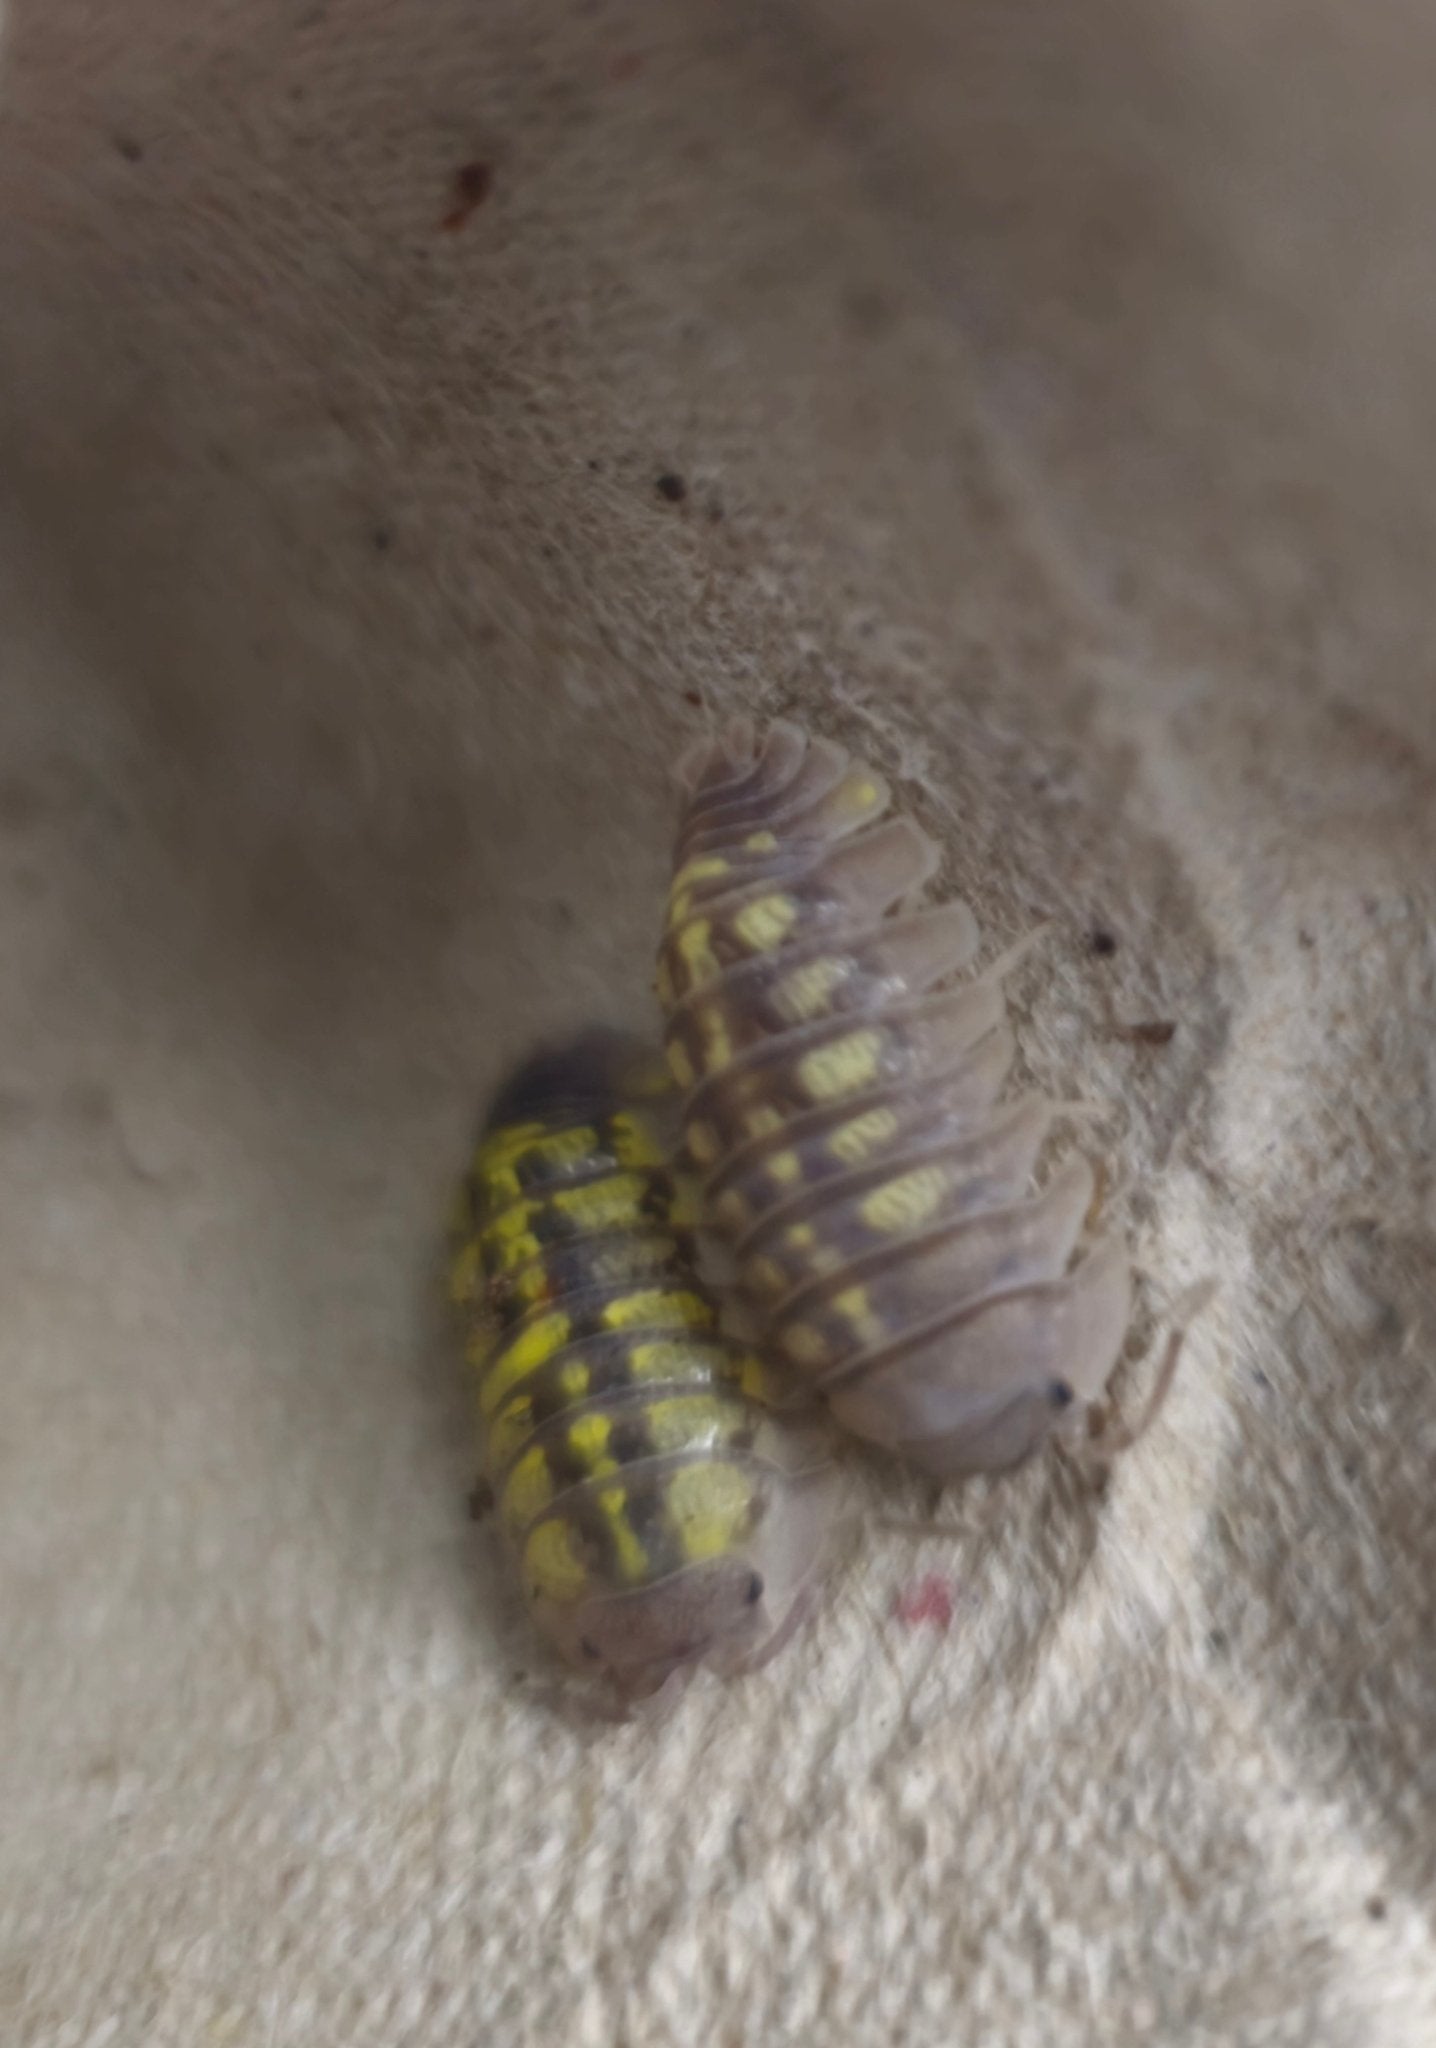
[441, 161, 493, 231]
[894, 1573, 956, 1632]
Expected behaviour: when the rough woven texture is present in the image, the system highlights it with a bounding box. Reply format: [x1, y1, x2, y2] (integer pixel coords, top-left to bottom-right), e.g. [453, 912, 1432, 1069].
[2, 4, 1434, 2043]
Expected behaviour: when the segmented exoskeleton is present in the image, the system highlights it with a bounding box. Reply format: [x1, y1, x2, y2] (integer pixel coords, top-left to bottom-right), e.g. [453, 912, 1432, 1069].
[450, 1030, 835, 1693]
[655, 720, 1132, 1476]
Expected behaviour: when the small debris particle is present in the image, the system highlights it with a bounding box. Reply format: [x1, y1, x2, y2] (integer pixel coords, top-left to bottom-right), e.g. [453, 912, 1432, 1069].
[372, 526, 394, 553]
[655, 472, 687, 504]
[468, 1481, 494, 1522]
[1089, 928, 1119, 957]
[113, 135, 144, 163]
[1366, 1896, 1387, 1921]
[683, 689, 703, 709]
[587, 458, 603, 472]
[1298, 928, 1316, 949]
[894, 1573, 956, 1633]
[1206, 1629, 1229, 1655]
[1113, 1019, 1177, 1047]
[441, 160, 493, 232]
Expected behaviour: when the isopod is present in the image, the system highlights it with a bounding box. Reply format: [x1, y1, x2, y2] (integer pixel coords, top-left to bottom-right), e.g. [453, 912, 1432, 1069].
[654, 719, 1133, 1476]
[449, 1028, 835, 1693]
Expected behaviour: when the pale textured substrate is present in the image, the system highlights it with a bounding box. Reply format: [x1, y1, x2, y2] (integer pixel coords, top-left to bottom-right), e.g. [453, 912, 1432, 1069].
[1, 5, 1433, 2044]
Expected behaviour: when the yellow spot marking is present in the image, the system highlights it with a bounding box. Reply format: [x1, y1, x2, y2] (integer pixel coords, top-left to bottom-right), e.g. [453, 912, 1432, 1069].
[776, 956, 846, 1022]
[698, 1005, 734, 1075]
[567, 1411, 617, 1475]
[643, 1394, 732, 1453]
[742, 1254, 789, 1299]
[785, 1222, 817, 1251]
[742, 1104, 785, 1140]
[472, 1120, 545, 1173]
[524, 1519, 588, 1603]
[833, 1283, 883, 1345]
[860, 1165, 950, 1235]
[596, 1486, 650, 1583]
[628, 1338, 717, 1383]
[780, 1322, 829, 1367]
[732, 893, 797, 954]
[486, 1398, 534, 1473]
[667, 1037, 696, 1088]
[478, 1310, 572, 1417]
[609, 1113, 665, 1170]
[713, 1188, 749, 1232]
[666, 1461, 753, 1563]
[551, 1173, 650, 1234]
[675, 918, 720, 986]
[743, 830, 778, 852]
[655, 956, 674, 1008]
[828, 1106, 900, 1166]
[736, 1350, 787, 1407]
[559, 1360, 591, 1400]
[448, 1238, 483, 1307]
[841, 776, 882, 813]
[766, 1149, 802, 1189]
[601, 1287, 713, 1331]
[671, 855, 731, 901]
[797, 1028, 883, 1102]
[500, 1447, 555, 1533]
[686, 1119, 720, 1165]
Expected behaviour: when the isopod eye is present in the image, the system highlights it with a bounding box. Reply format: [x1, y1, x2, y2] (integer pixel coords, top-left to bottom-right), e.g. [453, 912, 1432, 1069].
[580, 1636, 603, 1659]
[745, 1573, 764, 1605]
[1047, 1380, 1074, 1409]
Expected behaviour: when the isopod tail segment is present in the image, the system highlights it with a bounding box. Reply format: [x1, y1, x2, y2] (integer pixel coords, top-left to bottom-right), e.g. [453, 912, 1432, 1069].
[450, 1025, 839, 1699]
[657, 716, 1136, 1481]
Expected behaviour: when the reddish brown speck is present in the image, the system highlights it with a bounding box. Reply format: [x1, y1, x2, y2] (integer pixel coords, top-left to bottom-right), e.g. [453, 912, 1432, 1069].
[608, 51, 644, 83]
[441, 161, 493, 231]
[683, 689, 703, 709]
[894, 1573, 955, 1632]
[1113, 1019, 1177, 1047]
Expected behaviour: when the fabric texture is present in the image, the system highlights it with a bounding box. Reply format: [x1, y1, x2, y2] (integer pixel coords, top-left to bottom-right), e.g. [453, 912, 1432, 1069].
[2, 4, 1433, 2042]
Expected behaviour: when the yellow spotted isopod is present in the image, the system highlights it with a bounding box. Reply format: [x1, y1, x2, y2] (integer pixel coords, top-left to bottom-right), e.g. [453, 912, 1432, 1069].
[656, 719, 1133, 1477]
[450, 1029, 836, 1694]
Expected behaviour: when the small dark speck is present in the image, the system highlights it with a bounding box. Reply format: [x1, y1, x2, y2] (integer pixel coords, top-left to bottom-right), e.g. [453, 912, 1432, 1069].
[580, 1636, 603, 1659]
[706, 499, 725, 523]
[1114, 1019, 1177, 1047]
[683, 689, 703, 709]
[372, 527, 394, 553]
[587, 458, 603, 472]
[1047, 1379, 1074, 1409]
[1366, 1896, 1387, 1921]
[1251, 1369, 1272, 1392]
[1089, 928, 1118, 958]
[655, 472, 687, 504]
[1298, 929, 1316, 949]
[1207, 1629, 1229, 1655]
[467, 1481, 493, 1522]
[113, 136, 144, 163]
[1343, 1458, 1359, 1481]
[745, 1573, 764, 1604]
[440, 160, 494, 232]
